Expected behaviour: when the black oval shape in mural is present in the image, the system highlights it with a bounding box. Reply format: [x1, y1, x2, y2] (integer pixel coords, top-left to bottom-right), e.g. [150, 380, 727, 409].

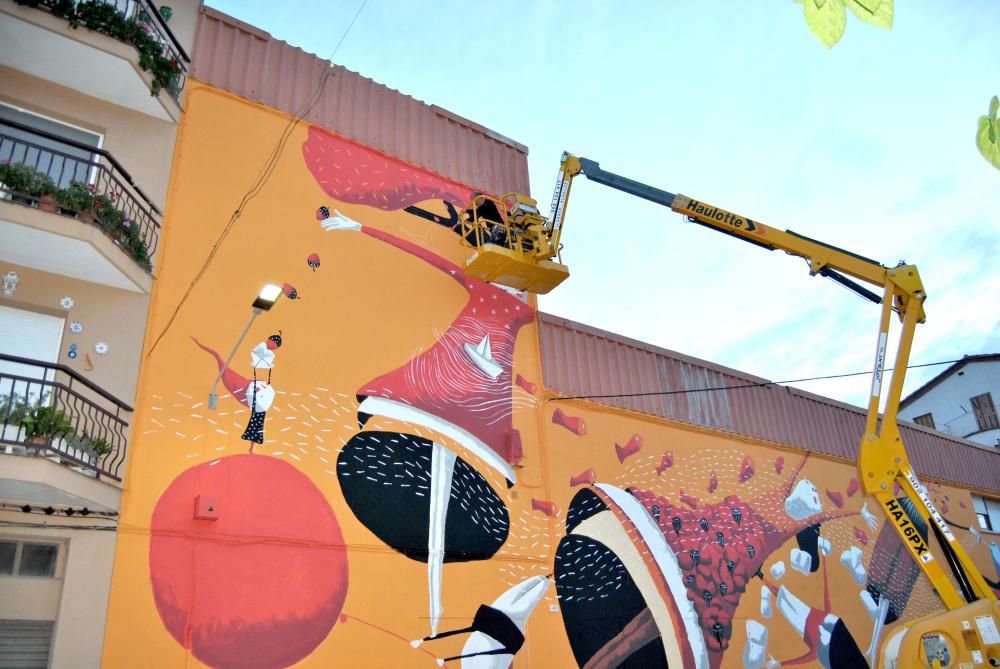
[337, 431, 509, 562]
[555, 534, 668, 669]
[566, 487, 609, 534]
[795, 523, 822, 574]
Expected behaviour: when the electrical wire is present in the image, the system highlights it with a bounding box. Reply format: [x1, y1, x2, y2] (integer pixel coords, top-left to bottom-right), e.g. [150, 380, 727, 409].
[146, 0, 370, 358]
[548, 357, 964, 402]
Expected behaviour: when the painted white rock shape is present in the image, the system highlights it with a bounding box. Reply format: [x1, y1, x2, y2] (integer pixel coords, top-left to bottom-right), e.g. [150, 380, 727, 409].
[775, 586, 809, 637]
[769, 561, 786, 580]
[760, 585, 773, 619]
[784, 479, 822, 521]
[790, 548, 812, 575]
[860, 590, 879, 619]
[743, 619, 768, 669]
[840, 546, 866, 585]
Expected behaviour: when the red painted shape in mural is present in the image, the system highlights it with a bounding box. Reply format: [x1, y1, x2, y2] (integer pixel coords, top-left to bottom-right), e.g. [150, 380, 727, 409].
[852, 526, 870, 546]
[679, 489, 700, 509]
[655, 451, 674, 475]
[774, 456, 784, 475]
[738, 456, 754, 483]
[826, 489, 845, 508]
[552, 407, 587, 436]
[624, 453, 859, 668]
[570, 468, 597, 487]
[531, 498, 559, 517]
[150, 455, 348, 669]
[302, 126, 473, 210]
[708, 471, 718, 493]
[345, 227, 535, 477]
[614, 434, 642, 463]
[192, 337, 251, 407]
[846, 478, 860, 497]
[515, 374, 537, 395]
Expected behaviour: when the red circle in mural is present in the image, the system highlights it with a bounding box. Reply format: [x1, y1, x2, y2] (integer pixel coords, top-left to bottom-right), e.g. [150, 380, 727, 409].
[150, 454, 348, 669]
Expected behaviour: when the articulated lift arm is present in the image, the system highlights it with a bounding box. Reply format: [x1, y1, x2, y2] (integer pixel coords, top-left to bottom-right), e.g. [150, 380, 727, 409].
[562, 153, 995, 608]
[538, 153, 1000, 667]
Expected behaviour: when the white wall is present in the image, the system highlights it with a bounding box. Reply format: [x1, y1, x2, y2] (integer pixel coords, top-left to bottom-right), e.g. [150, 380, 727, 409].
[900, 359, 1000, 447]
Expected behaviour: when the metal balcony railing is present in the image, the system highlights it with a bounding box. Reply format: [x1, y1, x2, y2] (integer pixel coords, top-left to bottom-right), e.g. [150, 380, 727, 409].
[0, 119, 161, 271]
[13, 0, 190, 101]
[0, 353, 133, 481]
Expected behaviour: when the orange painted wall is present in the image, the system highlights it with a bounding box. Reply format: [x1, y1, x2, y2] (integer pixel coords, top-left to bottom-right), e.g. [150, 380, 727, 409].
[101, 81, 999, 669]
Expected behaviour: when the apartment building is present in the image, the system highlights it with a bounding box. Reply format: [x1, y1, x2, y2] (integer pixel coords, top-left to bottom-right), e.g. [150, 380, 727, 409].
[0, 1, 199, 666]
[900, 353, 1000, 448]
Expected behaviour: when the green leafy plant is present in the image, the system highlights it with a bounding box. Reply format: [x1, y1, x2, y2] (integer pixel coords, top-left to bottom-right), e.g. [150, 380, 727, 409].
[79, 434, 113, 457]
[0, 395, 29, 426]
[977, 96, 1000, 172]
[21, 404, 75, 443]
[0, 161, 39, 196]
[92, 192, 125, 229]
[794, 0, 892, 48]
[57, 181, 95, 213]
[71, 0, 183, 97]
[29, 173, 57, 198]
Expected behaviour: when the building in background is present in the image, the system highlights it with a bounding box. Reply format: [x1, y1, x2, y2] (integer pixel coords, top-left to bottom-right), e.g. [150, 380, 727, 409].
[0, 1, 199, 666]
[899, 353, 1000, 448]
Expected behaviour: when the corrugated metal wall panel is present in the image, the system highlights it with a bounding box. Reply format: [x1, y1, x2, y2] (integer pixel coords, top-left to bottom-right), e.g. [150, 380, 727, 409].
[538, 313, 1000, 492]
[191, 7, 529, 198]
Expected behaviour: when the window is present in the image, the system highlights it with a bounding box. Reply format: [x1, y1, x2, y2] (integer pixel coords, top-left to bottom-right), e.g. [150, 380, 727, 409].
[0, 102, 103, 188]
[973, 495, 1000, 533]
[970, 393, 999, 432]
[0, 540, 60, 577]
[913, 412, 935, 429]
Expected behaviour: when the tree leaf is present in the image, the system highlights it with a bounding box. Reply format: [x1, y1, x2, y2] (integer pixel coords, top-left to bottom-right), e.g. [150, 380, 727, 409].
[803, 0, 847, 48]
[978, 96, 1000, 171]
[847, 0, 893, 29]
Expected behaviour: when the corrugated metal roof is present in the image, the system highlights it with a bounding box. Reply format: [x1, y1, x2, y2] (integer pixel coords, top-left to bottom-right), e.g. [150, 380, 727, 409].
[538, 313, 1000, 492]
[190, 7, 529, 197]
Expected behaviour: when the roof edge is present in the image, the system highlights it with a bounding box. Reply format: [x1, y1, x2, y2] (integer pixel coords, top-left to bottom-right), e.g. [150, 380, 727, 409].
[197, 6, 527, 155]
[900, 353, 1000, 409]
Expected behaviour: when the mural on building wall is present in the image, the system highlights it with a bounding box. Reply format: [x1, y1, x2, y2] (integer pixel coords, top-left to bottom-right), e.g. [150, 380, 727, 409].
[104, 85, 999, 669]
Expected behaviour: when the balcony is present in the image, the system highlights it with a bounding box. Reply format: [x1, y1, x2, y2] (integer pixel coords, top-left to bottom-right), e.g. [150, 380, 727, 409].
[0, 118, 160, 291]
[0, 353, 131, 485]
[0, 0, 190, 121]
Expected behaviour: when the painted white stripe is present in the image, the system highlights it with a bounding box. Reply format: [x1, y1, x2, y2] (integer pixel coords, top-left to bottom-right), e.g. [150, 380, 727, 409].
[597, 484, 709, 669]
[357, 396, 516, 484]
[428, 442, 457, 637]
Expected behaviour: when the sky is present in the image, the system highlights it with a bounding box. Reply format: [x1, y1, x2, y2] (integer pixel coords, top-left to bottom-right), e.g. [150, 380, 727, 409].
[205, 0, 1000, 409]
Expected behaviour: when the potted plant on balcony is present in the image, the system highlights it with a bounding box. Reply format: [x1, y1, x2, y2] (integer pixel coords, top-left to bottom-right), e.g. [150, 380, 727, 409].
[93, 192, 126, 237]
[57, 181, 96, 222]
[0, 162, 39, 205]
[21, 404, 75, 452]
[31, 173, 60, 213]
[79, 433, 113, 461]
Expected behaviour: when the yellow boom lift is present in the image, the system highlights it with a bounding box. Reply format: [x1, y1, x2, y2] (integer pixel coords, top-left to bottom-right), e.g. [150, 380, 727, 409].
[459, 153, 1000, 668]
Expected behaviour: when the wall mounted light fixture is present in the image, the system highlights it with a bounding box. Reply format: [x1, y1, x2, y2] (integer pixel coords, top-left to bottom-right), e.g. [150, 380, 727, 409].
[208, 284, 282, 409]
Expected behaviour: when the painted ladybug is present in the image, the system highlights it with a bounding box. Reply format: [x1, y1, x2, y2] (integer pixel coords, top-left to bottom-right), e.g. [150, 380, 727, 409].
[307, 253, 321, 271]
[282, 283, 299, 300]
[316, 206, 330, 221]
[266, 331, 283, 350]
